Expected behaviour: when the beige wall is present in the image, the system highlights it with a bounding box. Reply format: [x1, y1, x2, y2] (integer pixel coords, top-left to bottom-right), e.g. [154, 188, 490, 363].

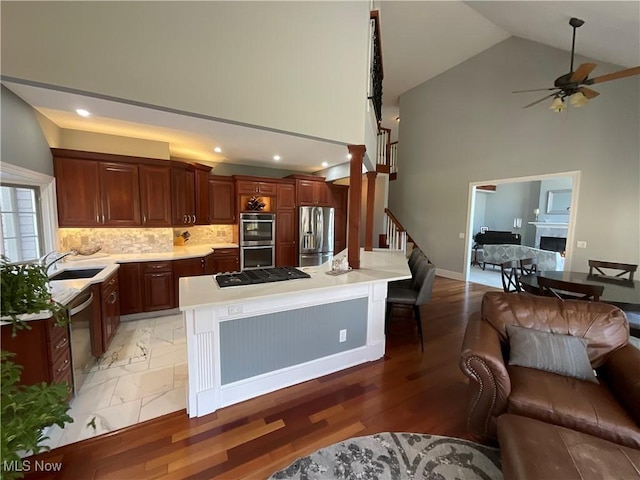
[390, 37, 640, 274]
[2, 2, 370, 146]
[59, 130, 170, 159]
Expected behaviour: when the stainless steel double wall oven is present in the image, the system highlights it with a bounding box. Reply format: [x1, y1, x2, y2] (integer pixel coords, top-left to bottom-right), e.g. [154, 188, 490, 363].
[239, 212, 275, 270]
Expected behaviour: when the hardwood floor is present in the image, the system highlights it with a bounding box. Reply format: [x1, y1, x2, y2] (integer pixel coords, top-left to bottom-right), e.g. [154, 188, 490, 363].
[20, 277, 496, 480]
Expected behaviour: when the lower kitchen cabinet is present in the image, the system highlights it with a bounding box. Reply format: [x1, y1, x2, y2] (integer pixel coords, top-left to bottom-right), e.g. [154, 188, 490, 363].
[100, 271, 120, 351]
[142, 262, 175, 312]
[0, 317, 73, 396]
[118, 263, 143, 315]
[212, 248, 240, 273]
[173, 257, 205, 306]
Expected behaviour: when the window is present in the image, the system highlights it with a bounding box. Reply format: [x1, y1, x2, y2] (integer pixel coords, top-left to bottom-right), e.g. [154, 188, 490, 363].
[0, 185, 44, 262]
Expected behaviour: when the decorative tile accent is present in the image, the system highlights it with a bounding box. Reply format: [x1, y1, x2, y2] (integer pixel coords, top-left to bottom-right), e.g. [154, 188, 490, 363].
[58, 228, 174, 253]
[172, 225, 235, 245]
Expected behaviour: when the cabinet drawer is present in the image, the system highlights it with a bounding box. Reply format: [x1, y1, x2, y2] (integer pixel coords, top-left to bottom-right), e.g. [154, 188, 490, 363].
[141, 261, 173, 273]
[213, 249, 238, 257]
[46, 318, 68, 345]
[51, 348, 72, 384]
[48, 328, 71, 363]
[102, 272, 118, 291]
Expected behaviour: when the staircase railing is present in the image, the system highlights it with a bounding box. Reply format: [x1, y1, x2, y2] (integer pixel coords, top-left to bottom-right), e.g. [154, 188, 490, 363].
[368, 11, 383, 124]
[376, 127, 391, 173]
[389, 141, 398, 177]
[383, 208, 407, 254]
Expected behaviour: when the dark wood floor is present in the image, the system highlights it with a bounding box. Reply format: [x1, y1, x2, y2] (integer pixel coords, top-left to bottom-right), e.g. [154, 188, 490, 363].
[21, 277, 496, 480]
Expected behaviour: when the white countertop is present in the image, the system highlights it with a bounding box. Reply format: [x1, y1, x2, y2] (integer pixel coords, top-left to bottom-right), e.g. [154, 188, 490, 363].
[179, 249, 411, 311]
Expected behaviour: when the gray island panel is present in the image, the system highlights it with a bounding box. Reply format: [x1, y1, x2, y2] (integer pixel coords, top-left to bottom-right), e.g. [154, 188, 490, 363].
[219, 297, 368, 384]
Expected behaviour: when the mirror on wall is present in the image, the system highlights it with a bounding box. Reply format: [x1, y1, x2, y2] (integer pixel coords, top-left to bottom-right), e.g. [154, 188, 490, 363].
[546, 189, 572, 214]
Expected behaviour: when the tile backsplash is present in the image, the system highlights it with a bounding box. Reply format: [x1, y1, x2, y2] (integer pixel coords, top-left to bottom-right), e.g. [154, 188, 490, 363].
[58, 225, 236, 254]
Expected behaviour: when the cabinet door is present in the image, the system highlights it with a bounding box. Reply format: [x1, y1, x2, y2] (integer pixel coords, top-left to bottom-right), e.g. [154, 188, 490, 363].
[171, 167, 196, 225]
[54, 157, 101, 227]
[140, 166, 172, 227]
[101, 273, 120, 351]
[257, 182, 277, 195]
[100, 163, 141, 226]
[209, 177, 236, 224]
[143, 272, 175, 311]
[334, 210, 347, 254]
[316, 182, 332, 206]
[173, 257, 204, 306]
[213, 249, 239, 273]
[275, 209, 296, 267]
[118, 263, 143, 315]
[276, 183, 296, 209]
[195, 169, 210, 225]
[236, 180, 259, 195]
[297, 180, 316, 205]
[330, 185, 349, 211]
[204, 252, 216, 275]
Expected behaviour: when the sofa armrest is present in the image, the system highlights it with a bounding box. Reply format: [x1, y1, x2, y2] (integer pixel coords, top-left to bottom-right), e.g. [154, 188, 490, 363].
[460, 313, 512, 441]
[599, 344, 640, 425]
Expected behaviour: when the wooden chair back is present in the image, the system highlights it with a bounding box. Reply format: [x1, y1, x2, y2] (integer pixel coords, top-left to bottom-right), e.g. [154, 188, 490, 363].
[537, 276, 604, 302]
[588, 260, 637, 281]
[500, 260, 521, 293]
[519, 257, 539, 276]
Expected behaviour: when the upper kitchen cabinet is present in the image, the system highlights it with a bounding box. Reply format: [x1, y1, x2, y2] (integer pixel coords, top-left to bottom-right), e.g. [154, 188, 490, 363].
[54, 156, 102, 227]
[209, 176, 236, 224]
[236, 179, 277, 196]
[139, 165, 172, 227]
[195, 169, 211, 225]
[99, 162, 141, 226]
[171, 165, 196, 226]
[287, 175, 331, 206]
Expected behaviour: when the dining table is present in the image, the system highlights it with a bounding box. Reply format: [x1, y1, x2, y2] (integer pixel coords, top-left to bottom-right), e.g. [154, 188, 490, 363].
[519, 271, 640, 312]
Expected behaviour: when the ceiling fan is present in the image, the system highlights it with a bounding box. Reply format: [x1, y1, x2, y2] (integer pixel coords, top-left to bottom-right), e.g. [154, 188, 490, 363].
[513, 17, 640, 111]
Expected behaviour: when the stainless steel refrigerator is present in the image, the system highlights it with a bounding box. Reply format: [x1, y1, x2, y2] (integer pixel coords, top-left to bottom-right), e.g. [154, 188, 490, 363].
[298, 206, 334, 267]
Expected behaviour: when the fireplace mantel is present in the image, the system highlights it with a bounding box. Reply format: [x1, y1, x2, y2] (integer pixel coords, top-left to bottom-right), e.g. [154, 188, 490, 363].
[528, 222, 569, 229]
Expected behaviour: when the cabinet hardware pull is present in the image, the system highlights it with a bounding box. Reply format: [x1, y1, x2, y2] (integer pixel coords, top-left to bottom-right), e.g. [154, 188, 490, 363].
[109, 291, 117, 304]
[55, 337, 69, 350]
[150, 273, 164, 277]
[143, 214, 147, 224]
[150, 264, 164, 269]
[183, 214, 187, 224]
[193, 214, 196, 223]
[56, 359, 70, 373]
[102, 214, 105, 224]
[96, 214, 100, 223]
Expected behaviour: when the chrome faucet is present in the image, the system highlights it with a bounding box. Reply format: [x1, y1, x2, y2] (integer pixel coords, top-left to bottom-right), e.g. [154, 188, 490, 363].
[40, 250, 78, 275]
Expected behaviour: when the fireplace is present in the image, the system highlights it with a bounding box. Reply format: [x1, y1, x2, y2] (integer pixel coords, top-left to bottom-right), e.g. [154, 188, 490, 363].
[540, 236, 566, 253]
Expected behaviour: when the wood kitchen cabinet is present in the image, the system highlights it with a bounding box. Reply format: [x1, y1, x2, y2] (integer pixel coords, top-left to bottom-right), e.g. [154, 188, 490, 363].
[171, 166, 196, 226]
[173, 257, 205, 306]
[287, 175, 331, 206]
[54, 157, 101, 227]
[142, 262, 175, 312]
[212, 248, 240, 273]
[330, 184, 349, 254]
[99, 163, 141, 226]
[195, 169, 211, 225]
[209, 176, 236, 224]
[139, 166, 172, 227]
[100, 271, 120, 351]
[118, 263, 143, 315]
[0, 317, 73, 396]
[276, 182, 297, 266]
[236, 179, 277, 196]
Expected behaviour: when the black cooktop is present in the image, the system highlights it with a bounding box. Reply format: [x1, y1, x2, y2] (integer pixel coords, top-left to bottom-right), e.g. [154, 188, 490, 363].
[215, 267, 311, 288]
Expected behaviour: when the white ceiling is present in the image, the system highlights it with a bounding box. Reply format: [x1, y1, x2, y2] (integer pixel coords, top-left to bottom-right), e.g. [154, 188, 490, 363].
[5, 1, 639, 170]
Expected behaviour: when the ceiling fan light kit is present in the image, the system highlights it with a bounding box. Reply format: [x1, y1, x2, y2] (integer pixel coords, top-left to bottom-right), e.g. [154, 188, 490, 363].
[514, 17, 640, 112]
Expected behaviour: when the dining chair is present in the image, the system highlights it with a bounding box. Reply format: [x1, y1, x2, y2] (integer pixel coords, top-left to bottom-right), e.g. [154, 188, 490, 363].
[389, 250, 426, 289]
[537, 276, 604, 302]
[386, 262, 436, 352]
[519, 257, 539, 276]
[500, 260, 521, 293]
[588, 260, 637, 281]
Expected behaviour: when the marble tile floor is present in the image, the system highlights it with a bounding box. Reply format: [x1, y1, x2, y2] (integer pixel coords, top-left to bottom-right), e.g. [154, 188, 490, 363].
[41, 313, 188, 450]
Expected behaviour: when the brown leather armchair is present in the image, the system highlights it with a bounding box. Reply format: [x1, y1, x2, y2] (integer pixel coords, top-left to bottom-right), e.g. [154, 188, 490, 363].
[460, 292, 640, 448]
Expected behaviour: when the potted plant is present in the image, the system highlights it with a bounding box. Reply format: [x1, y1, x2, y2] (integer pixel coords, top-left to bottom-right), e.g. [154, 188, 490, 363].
[0, 257, 73, 479]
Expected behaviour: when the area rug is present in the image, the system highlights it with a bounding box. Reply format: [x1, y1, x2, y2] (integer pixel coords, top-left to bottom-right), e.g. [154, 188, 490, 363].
[91, 328, 151, 371]
[268, 432, 501, 480]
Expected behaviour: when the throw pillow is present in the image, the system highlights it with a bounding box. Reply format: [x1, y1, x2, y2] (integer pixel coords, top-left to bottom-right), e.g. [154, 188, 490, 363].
[506, 324, 598, 383]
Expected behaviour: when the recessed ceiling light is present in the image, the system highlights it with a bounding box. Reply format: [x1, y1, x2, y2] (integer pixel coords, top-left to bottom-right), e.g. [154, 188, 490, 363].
[76, 109, 90, 117]
[321, 162, 329, 168]
[214, 147, 222, 153]
[273, 155, 281, 161]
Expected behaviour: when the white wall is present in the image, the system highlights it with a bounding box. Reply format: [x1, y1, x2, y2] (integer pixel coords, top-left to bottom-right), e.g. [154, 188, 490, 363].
[390, 37, 640, 273]
[2, 2, 371, 146]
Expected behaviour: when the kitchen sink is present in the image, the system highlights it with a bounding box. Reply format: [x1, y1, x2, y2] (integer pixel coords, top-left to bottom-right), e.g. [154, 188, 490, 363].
[49, 267, 105, 281]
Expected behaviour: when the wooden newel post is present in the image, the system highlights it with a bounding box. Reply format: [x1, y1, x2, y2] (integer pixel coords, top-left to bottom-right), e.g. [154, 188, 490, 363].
[365, 171, 377, 251]
[348, 145, 365, 269]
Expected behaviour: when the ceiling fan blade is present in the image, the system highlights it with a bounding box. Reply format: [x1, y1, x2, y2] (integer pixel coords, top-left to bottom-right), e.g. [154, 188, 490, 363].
[522, 92, 558, 109]
[589, 66, 640, 84]
[513, 87, 560, 93]
[579, 87, 599, 99]
[571, 63, 597, 82]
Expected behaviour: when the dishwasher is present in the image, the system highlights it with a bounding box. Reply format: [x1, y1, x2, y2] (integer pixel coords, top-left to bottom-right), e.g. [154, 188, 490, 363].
[67, 288, 98, 395]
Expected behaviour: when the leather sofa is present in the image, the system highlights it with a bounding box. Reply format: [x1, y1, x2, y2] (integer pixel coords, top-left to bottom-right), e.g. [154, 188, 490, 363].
[459, 292, 640, 450]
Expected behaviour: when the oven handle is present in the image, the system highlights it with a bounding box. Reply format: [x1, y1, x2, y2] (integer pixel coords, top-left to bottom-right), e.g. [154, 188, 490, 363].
[241, 245, 275, 250]
[69, 292, 94, 316]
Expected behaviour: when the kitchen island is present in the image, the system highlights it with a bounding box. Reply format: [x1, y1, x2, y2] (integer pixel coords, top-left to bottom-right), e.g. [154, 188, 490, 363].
[179, 249, 411, 417]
